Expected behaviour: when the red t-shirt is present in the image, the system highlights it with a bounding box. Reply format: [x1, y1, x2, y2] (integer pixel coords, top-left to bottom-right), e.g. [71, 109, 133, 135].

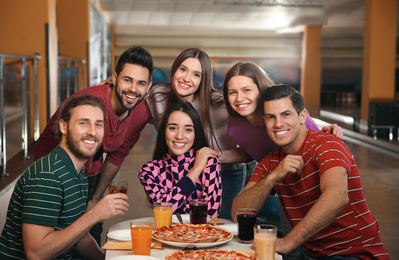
[33, 84, 150, 177]
[250, 130, 389, 259]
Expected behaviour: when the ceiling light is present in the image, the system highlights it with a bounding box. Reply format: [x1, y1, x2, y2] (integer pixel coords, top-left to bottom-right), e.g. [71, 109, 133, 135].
[213, 0, 327, 7]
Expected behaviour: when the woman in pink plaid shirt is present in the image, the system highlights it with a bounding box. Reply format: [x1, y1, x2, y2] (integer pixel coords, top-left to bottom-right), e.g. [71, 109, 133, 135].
[139, 101, 222, 218]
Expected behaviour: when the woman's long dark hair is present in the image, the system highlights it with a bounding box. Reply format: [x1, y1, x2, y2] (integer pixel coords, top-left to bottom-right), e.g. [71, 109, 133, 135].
[153, 101, 209, 160]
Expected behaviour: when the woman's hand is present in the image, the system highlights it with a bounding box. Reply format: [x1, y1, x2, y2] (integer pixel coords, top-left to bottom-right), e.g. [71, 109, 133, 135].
[193, 147, 219, 171]
[96, 76, 113, 86]
[187, 147, 219, 184]
[321, 124, 343, 140]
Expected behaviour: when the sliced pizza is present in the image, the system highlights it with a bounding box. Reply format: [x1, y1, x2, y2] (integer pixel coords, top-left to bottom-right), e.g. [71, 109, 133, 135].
[153, 224, 232, 243]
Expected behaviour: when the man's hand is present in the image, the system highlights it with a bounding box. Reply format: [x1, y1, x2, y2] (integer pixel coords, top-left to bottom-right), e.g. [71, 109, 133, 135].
[23, 192, 129, 260]
[270, 155, 303, 182]
[89, 193, 129, 223]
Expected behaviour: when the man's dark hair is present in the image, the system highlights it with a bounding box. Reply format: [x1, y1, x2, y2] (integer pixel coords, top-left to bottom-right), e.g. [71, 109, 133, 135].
[115, 46, 154, 80]
[54, 95, 105, 141]
[153, 101, 209, 160]
[261, 84, 305, 115]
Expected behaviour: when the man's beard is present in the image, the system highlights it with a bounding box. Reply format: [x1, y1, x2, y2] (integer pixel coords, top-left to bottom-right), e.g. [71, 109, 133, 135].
[66, 128, 101, 160]
[115, 83, 144, 111]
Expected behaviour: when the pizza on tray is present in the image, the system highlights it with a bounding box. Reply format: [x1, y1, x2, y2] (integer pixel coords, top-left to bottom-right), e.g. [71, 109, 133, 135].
[153, 224, 232, 243]
[165, 249, 257, 260]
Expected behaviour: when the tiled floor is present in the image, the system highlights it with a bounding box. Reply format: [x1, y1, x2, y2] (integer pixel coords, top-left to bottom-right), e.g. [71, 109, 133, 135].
[101, 122, 399, 258]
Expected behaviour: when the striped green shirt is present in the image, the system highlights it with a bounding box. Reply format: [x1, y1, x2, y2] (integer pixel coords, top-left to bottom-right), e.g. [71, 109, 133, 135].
[0, 145, 88, 260]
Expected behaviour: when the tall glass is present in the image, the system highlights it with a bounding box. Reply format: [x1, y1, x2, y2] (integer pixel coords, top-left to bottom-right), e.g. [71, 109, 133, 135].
[189, 199, 208, 224]
[236, 208, 257, 243]
[130, 219, 153, 255]
[254, 224, 277, 260]
[153, 202, 173, 229]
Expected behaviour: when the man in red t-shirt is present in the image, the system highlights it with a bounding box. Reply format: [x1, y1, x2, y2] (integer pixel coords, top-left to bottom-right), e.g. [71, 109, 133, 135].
[33, 46, 153, 245]
[232, 84, 388, 259]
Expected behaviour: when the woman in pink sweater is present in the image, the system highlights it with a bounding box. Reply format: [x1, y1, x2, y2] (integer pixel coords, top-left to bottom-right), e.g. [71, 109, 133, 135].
[139, 101, 222, 218]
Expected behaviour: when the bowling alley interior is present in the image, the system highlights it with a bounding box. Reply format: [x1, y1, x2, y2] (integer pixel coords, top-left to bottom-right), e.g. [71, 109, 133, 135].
[1, 0, 398, 259]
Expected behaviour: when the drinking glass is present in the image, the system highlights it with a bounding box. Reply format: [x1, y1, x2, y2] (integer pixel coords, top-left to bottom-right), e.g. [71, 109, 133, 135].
[236, 208, 257, 243]
[153, 202, 173, 229]
[189, 199, 208, 224]
[108, 180, 128, 194]
[254, 224, 277, 260]
[130, 219, 153, 255]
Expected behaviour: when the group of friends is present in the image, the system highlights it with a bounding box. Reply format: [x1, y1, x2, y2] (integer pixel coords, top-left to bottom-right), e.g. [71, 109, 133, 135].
[0, 46, 389, 260]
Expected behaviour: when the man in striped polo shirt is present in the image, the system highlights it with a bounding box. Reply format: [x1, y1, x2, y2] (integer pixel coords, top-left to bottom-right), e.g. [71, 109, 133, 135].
[0, 95, 129, 259]
[232, 84, 388, 259]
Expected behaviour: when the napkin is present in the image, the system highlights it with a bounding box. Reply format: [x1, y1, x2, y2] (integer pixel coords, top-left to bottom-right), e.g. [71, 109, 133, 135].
[207, 218, 225, 225]
[102, 241, 162, 250]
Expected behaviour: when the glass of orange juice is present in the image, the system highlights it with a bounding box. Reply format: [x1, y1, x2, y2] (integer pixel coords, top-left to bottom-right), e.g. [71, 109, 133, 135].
[130, 219, 153, 255]
[153, 202, 173, 229]
[254, 224, 277, 260]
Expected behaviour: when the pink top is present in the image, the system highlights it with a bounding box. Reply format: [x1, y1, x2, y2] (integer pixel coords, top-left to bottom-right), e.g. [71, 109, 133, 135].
[139, 149, 222, 218]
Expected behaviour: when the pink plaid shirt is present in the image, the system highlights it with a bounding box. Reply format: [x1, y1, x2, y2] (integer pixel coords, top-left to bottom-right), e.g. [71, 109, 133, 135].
[139, 149, 222, 218]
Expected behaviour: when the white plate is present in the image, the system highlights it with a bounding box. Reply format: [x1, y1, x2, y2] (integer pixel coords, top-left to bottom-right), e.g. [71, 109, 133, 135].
[107, 229, 132, 241]
[109, 256, 161, 260]
[153, 235, 233, 249]
[219, 223, 238, 236]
